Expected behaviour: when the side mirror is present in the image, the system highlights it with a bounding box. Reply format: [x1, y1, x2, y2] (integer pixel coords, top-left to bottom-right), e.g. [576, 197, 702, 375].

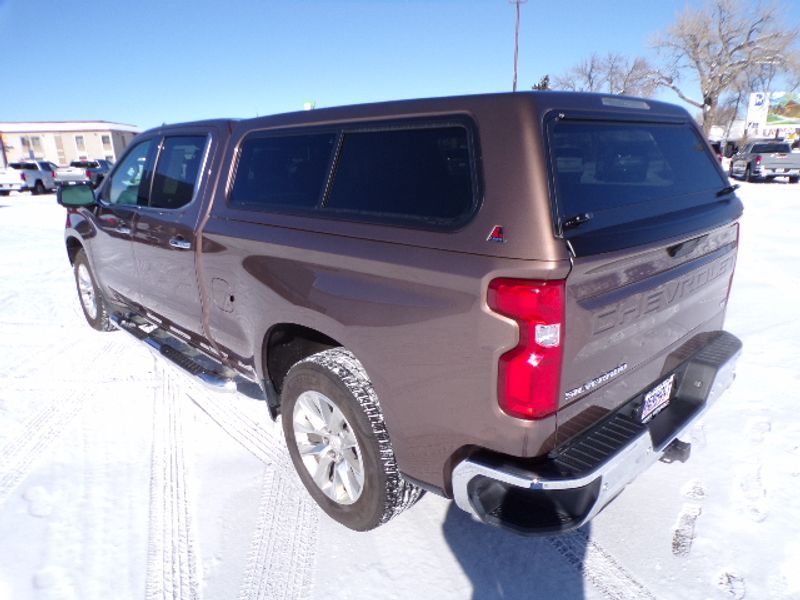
[57, 182, 96, 208]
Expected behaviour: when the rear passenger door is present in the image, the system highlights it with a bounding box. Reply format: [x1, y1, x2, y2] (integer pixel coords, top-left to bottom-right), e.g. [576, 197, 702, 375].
[131, 129, 213, 336]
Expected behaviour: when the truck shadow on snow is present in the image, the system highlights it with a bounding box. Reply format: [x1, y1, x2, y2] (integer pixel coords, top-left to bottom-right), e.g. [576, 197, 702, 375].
[442, 504, 588, 600]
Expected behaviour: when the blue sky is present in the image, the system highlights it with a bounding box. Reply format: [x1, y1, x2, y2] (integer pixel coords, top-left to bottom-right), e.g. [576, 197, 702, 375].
[1, 0, 798, 130]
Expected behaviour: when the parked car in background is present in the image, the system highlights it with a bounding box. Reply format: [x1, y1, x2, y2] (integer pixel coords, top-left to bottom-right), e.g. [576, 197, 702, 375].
[55, 159, 113, 188]
[729, 140, 800, 183]
[0, 160, 58, 195]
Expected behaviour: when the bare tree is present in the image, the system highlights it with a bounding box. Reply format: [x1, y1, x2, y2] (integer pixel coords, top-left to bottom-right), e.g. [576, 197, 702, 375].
[653, 0, 799, 134]
[606, 55, 659, 97]
[552, 53, 658, 97]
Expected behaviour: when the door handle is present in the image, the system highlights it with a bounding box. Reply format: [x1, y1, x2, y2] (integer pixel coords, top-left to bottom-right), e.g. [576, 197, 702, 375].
[115, 224, 131, 235]
[169, 236, 192, 250]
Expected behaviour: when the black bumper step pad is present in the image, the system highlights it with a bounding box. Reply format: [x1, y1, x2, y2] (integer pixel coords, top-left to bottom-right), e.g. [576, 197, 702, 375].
[553, 331, 741, 478]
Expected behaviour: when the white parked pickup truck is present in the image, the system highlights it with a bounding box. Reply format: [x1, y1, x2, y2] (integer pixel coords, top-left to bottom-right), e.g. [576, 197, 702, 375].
[0, 160, 58, 195]
[54, 159, 113, 188]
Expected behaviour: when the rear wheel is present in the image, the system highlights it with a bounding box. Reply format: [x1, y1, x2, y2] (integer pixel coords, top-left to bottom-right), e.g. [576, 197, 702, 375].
[32, 180, 45, 195]
[745, 165, 755, 182]
[281, 348, 423, 531]
[789, 176, 799, 184]
[73, 249, 114, 332]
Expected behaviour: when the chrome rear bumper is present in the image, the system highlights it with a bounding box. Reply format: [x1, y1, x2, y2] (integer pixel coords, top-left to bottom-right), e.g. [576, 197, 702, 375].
[452, 331, 742, 535]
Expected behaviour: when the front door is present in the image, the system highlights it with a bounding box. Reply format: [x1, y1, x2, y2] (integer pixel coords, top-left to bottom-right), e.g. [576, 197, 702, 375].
[90, 138, 155, 305]
[132, 132, 211, 337]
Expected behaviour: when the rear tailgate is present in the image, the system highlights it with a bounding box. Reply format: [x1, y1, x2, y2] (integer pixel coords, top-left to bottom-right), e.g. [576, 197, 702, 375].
[557, 223, 738, 444]
[55, 168, 87, 182]
[760, 151, 800, 173]
[0, 168, 25, 188]
[546, 113, 742, 446]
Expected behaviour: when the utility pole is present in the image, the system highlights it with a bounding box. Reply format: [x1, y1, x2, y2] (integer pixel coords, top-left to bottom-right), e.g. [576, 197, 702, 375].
[510, 0, 527, 92]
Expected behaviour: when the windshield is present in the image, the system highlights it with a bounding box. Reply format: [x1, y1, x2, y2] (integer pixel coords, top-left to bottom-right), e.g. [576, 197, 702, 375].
[549, 119, 725, 235]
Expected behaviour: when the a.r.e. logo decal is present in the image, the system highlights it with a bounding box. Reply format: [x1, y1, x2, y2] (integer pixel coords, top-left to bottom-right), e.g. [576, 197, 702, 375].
[487, 225, 505, 243]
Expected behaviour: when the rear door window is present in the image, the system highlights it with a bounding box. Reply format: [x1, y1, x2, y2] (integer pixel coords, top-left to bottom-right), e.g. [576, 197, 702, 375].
[149, 136, 207, 209]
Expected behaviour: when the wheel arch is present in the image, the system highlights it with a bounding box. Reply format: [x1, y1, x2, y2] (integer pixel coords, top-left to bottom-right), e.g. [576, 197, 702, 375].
[65, 235, 84, 265]
[261, 322, 341, 418]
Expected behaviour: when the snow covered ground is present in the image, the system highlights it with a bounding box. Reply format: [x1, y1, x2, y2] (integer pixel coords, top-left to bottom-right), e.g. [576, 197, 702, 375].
[0, 180, 798, 600]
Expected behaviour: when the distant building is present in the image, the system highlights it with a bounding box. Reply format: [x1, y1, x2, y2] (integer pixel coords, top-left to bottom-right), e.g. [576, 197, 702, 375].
[0, 121, 140, 167]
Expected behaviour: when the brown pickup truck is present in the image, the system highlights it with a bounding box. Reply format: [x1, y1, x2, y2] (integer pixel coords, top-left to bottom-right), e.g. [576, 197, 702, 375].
[58, 92, 742, 535]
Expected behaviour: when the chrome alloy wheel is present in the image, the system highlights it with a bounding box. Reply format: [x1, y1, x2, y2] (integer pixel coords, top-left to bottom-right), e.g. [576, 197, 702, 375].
[292, 390, 365, 505]
[76, 263, 98, 320]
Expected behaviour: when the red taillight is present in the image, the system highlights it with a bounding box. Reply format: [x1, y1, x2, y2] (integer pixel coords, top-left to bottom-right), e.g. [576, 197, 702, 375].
[51, 171, 56, 178]
[488, 278, 565, 420]
[21, 172, 27, 182]
[755, 155, 762, 165]
[86, 169, 92, 179]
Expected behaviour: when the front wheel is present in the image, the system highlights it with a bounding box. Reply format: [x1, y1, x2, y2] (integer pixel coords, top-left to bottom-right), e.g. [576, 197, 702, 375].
[281, 348, 423, 531]
[789, 176, 799, 184]
[73, 249, 115, 331]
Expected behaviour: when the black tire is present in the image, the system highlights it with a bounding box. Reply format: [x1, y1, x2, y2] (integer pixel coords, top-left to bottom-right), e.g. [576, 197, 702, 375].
[745, 165, 755, 182]
[789, 176, 799, 184]
[281, 348, 423, 531]
[32, 180, 45, 195]
[0, 190, 9, 196]
[73, 249, 115, 331]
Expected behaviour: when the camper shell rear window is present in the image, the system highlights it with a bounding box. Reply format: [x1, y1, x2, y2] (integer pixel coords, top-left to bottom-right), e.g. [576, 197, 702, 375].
[547, 116, 736, 254]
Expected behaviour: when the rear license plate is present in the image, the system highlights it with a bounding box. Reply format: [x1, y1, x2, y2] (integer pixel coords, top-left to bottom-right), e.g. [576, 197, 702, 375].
[640, 374, 675, 423]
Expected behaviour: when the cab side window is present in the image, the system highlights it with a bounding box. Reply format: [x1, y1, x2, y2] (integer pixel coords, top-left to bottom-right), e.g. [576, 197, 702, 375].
[107, 140, 153, 205]
[149, 136, 207, 210]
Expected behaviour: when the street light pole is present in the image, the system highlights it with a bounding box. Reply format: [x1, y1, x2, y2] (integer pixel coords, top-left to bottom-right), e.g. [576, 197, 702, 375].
[510, 0, 527, 92]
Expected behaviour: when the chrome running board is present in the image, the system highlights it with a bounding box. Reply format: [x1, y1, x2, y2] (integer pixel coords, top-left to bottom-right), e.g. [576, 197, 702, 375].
[110, 313, 238, 392]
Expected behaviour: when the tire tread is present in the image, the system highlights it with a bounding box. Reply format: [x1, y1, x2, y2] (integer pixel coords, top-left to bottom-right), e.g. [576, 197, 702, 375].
[292, 348, 423, 526]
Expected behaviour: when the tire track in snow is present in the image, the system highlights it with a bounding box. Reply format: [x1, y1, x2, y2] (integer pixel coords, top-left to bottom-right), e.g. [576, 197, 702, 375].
[185, 387, 319, 599]
[0, 393, 83, 506]
[185, 389, 285, 467]
[237, 465, 319, 600]
[146, 372, 201, 600]
[549, 529, 657, 600]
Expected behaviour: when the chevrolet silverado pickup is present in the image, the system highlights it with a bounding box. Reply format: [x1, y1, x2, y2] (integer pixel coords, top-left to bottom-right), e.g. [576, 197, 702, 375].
[57, 92, 742, 534]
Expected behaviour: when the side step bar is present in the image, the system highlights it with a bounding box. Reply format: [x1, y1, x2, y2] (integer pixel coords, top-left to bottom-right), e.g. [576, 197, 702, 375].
[110, 313, 238, 392]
